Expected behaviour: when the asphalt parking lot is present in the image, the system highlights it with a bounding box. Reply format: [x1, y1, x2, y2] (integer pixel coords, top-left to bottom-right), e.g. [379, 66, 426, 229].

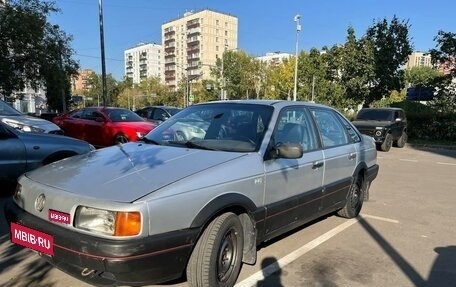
[1, 145, 455, 287]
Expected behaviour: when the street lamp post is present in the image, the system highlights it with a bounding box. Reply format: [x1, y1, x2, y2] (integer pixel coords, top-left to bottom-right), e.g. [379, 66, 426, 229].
[293, 14, 301, 101]
[98, 0, 108, 107]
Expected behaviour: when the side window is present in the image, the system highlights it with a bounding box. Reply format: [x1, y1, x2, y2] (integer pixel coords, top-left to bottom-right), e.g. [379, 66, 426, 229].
[311, 109, 349, 148]
[152, 108, 167, 121]
[336, 113, 361, 143]
[82, 110, 103, 121]
[70, 110, 83, 119]
[272, 107, 317, 152]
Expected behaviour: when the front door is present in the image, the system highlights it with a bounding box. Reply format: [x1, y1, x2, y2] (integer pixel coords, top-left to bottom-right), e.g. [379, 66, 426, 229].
[263, 106, 324, 236]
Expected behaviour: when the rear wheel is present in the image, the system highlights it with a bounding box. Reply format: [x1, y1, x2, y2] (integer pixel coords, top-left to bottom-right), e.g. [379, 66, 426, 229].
[187, 212, 244, 287]
[395, 131, 407, 148]
[338, 175, 364, 218]
[114, 134, 129, 145]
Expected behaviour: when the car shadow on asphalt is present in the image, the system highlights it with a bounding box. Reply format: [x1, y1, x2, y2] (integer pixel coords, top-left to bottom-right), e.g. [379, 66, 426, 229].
[359, 217, 456, 287]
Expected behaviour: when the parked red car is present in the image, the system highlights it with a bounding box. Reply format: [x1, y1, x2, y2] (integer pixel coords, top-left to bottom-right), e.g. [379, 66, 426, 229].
[53, 107, 156, 148]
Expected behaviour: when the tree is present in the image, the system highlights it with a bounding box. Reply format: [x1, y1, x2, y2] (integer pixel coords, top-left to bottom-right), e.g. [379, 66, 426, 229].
[405, 66, 443, 87]
[0, 0, 79, 109]
[84, 73, 119, 106]
[428, 31, 456, 112]
[429, 31, 456, 78]
[335, 27, 375, 108]
[363, 16, 413, 106]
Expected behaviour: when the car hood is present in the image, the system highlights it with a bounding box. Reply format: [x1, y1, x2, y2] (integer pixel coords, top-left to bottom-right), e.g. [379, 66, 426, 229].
[352, 120, 391, 128]
[0, 115, 61, 133]
[24, 143, 245, 203]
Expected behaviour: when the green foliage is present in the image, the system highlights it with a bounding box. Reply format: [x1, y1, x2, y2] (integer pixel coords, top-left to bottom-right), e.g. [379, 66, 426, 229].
[404, 66, 443, 87]
[429, 31, 456, 78]
[391, 101, 456, 142]
[0, 0, 79, 111]
[83, 73, 119, 106]
[364, 16, 413, 106]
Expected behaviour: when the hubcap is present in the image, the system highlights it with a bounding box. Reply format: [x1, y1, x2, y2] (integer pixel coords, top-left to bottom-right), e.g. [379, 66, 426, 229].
[217, 229, 238, 282]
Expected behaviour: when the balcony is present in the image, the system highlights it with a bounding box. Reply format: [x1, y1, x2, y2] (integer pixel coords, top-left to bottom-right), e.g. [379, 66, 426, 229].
[187, 27, 201, 36]
[165, 58, 176, 65]
[187, 18, 200, 28]
[187, 36, 200, 44]
[187, 53, 200, 60]
[187, 45, 200, 53]
[164, 27, 175, 36]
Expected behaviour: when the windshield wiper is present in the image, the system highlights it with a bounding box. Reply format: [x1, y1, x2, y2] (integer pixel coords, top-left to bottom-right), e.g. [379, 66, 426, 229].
[168, 140, 217, 151]
[141, 138, 161, 145]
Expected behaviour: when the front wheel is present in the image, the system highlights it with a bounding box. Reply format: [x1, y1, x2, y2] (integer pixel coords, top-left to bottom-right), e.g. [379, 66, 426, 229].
[379, 133, 392, 152]
[187, 212, 244, 287]
[338, 176, 364, 218]
[114, 134, 129, 145]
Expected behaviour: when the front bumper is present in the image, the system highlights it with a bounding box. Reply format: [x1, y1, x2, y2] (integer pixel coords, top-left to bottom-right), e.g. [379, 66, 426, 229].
[5, 198, 199, 286]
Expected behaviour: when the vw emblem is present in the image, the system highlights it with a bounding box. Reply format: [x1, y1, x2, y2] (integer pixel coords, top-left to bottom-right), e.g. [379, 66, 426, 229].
[35, 194, 46, 212]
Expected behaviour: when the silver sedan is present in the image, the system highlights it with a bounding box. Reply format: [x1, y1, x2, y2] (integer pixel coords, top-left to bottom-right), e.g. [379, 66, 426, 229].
[6, 100, 378, 287]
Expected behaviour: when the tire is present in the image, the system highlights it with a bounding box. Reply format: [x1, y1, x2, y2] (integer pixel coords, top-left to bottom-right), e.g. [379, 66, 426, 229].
[114, 134, 129, 145]
[395, 131, 407, 148]
[175, 131, 187, 141]
[338, 175, 364, 218]
[380, 133, 392, 152]
[187, 212, 244, 287]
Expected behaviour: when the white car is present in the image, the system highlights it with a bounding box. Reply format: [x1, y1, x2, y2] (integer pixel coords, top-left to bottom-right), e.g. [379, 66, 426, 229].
[0, 99, 62, 134]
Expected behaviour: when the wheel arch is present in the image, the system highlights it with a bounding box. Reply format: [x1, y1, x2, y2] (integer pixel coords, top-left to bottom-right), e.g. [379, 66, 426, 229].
[42, 150, 78, 165]
[190, 193, 259, 265]
[353, 162, 369, 200]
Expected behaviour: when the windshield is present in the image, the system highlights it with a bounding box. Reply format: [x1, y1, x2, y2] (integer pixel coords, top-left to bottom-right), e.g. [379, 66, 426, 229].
[144, 103, 273, 152]
[105, 108, 146, 122]
[0, 100, 22, 116]
[356, 109, 394, 121]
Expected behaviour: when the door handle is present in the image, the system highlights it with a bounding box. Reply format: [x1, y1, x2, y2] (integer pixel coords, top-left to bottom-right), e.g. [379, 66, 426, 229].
[312, 161, 324, 169]
[348, 153, 356, 160]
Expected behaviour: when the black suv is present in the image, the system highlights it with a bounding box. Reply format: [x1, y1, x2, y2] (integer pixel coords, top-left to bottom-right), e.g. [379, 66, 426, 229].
[352, 108, 407, 152]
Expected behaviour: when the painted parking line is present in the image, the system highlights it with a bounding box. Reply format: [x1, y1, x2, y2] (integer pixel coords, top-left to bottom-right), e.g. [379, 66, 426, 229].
[399, 159, 418, 162]
[361, 213, 400, 224]
[436, 162, 456, 166]
[235, 214, 398, 287]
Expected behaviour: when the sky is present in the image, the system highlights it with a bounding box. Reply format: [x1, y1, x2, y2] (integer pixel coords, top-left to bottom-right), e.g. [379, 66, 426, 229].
[49, 0, 456, 80]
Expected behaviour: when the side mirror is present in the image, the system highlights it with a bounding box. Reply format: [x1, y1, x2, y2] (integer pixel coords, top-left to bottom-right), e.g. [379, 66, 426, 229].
[269, 143, 303, 159]
[395, 118, 402, 122]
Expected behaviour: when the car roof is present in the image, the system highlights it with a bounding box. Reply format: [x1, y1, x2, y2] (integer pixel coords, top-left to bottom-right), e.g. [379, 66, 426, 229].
[195, 100, 332, 110]
[359, 107, 404, 111]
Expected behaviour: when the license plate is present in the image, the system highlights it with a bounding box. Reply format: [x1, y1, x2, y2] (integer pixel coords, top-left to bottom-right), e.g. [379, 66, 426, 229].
[49, 209, 71, 225]
[11, 222, 54, 256]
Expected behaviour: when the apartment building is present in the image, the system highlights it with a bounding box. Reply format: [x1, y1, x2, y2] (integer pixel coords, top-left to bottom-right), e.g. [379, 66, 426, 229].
[124, 43, 162, 84]
[71, 69, 95, 94]
[162, 9, 238, 89]
[257, 52, 292, 66]
[405, 52, 432, 69]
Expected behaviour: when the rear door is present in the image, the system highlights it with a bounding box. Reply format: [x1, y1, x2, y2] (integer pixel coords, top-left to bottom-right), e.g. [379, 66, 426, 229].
[310, 108, 357, 212]
[263, 106, 324, 236]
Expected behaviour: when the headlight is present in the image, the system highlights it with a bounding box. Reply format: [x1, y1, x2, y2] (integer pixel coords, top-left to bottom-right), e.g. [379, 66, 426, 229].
[3, 120, 45, 133]
[375, 127, 384, 137]
[136, 131, 146, 139]
[75, 206, 141, 236]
